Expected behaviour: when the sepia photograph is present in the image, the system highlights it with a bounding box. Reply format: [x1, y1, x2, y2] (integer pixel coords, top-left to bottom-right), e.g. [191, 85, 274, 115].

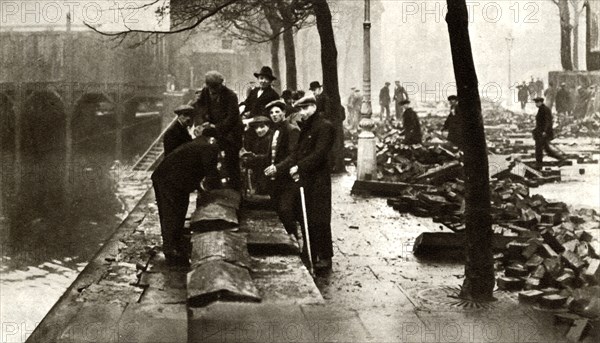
[1, 0, 599, 342]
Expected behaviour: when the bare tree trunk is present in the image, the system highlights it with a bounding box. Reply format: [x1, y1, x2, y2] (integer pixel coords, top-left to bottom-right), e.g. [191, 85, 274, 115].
[311, 0, 345, 172]
[573, 10, 580, 70]
[586, 2, 600, 70]
[446, 0, 495, 301]
[282, 28, 298, 91]
[270, 35, 281, 92]
[559, 0, 574, 71]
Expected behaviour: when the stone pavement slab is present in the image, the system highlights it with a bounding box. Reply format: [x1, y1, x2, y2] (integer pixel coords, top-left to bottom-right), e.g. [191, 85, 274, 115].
[57, 304, 126, 343]
[189, 303, 315, 343]
[117, 304, 187, 343]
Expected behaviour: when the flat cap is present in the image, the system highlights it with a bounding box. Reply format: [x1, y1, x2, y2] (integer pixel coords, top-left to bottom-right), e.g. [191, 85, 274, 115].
[250, 116, 272, 125]
[399, 100, 411, 105]
[533, 97, 544, 102]
[293, 94, 317, 108]
[205, 71, 224, 84]
[447, 95, 458, 101]
[174, 104, 195, 116]
[265, 99, 287, 111]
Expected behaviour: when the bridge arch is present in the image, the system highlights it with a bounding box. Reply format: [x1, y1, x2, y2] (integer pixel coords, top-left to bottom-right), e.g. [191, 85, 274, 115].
[21, 90, 66, 155]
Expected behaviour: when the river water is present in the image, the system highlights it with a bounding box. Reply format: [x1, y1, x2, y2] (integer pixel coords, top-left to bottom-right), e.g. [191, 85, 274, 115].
[0, 119, 160, 342]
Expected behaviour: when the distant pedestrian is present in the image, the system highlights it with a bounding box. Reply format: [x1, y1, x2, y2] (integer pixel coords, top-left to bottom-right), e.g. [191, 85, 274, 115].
[163, 105, 194, 156]
[399, 100, 422, 145]
[544, 82, 556, 112]
[535, 77, 544, 98]
[393, 81, 409, 121]
[379, 82, 391, 121]
[309, 81, 331, 120]
[555, 82, 572, 116]
[517, 81, 529, 110]
[350, 89, 362, 130]
[442, 95, 462, 148]
[532, 97, 566, 169]
[528, 77, 536, 98]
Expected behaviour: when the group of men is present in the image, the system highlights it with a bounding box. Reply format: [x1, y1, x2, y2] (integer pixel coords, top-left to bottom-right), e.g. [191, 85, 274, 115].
[151, 66, 335, 272]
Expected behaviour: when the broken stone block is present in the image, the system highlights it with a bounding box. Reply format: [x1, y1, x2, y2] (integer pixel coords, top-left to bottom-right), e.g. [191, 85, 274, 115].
[589, 240, 600, 258]
[540, 287, 560, 295]
[562, 239, 579, 253]
[539, 244, 559, 258]
[525, 255, 544, 270]
[583, 259, 600, 284]
[518, 290, 543, 303]
[522, 241, 541, 260]
[506, 242, 529, 260]
[505, 264, 529, 278]
[523, 277, 541, 290]
[541, 213, 560, 225]
[541, 229, 566, 254]
[576, 242, 589, 258]
[565, 319, 589, 342]
[578, 230, 594, 243]
[556, 273, 575, 288]
[561, 250, 586, 271]
[543, 257, 563, 277]
[531, 265, 546, 279]
[539, 294, 568, 309]
[497, 276, 524, 291]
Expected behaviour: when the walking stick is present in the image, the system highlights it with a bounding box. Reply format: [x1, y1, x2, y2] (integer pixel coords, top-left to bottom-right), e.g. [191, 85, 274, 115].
[297, 179, 314, 276]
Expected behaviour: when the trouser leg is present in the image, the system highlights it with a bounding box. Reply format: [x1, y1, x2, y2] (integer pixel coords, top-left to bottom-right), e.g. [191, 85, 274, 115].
[273, 185, 300, 235]
[153, 182, 189, 256]
[534, 138, 544, 164]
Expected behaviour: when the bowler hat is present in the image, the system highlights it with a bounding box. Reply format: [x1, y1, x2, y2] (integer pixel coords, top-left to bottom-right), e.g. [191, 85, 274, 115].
[250, 116, 272, 126]
[254, 66, 277, 80]
[309, 81, 322, 90]
[174, 105, 195, 116]
[533, 97, 544, 102]
[399, 100, 410, 105]
[293, 94, 317, 108]
[265, 99, 287, 111]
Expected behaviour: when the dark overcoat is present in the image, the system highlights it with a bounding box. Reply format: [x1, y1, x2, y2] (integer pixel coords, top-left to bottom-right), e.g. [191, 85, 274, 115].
[241, 86, 280, 118]
[276, 113, 334, 225]
[533, 104, 554, 141]
[151, 136, 219, 193]
[402, 107, 422, 144]
[163, 120, 192, 156]
[192, 86, 243, 149]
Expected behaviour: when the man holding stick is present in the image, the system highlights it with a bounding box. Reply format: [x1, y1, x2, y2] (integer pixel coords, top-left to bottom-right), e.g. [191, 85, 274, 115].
[265, 95, 334, 272]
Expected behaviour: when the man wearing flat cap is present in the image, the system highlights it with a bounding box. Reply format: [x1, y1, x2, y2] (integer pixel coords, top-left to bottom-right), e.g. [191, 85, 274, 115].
[240, 66, 280, 119]
[555, 82, 572, 117]
[191, 70, 244, 190]
[532, 97, 566, 168]
[163, 105, 195, 156]
[399, 100, 422, 145]
[265, 94, 335, 271]
[442, 95, 462, 148]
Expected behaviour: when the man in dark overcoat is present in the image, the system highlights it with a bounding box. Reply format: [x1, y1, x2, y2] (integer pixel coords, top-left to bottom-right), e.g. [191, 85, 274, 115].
[379, 82, 391, 120]
[555, 83, 572, 117]
[192, 71, 244, 190]
[532, 97, 565, 168]
[265, 94, 334, 271]
[399, 100, 422, 145]
[151, 134, 220, 265]
[240, 66, 280, 119]
[163, 105, 194, 156]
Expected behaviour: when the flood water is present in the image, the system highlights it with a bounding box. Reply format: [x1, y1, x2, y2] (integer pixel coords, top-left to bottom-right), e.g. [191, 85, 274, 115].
[0, 118, 160, 342]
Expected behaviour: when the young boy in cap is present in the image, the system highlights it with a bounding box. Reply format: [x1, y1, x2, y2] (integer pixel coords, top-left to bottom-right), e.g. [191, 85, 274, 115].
[264, 94, 335, 271]
[241, 116, 273, 195]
